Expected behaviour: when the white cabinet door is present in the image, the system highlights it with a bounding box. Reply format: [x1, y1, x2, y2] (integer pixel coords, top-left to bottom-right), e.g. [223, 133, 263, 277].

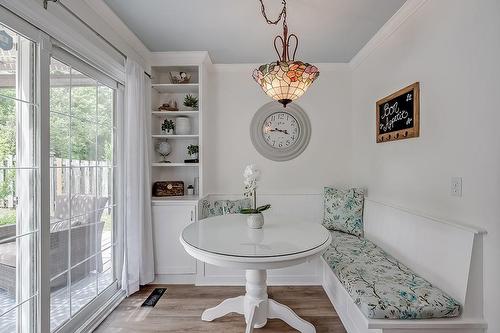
[152, 204, 197, 275]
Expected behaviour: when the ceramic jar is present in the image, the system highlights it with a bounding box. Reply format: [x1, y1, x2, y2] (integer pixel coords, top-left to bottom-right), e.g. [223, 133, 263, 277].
[175, 117, 191, 135]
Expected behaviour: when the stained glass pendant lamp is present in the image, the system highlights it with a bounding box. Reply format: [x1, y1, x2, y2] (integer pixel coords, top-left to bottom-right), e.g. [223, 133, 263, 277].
[253, 0, 320, 107]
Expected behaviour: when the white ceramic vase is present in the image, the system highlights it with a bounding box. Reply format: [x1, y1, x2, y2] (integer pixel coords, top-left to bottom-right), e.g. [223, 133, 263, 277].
[175, 116, 191, 135]
[247, 213, 264, 229]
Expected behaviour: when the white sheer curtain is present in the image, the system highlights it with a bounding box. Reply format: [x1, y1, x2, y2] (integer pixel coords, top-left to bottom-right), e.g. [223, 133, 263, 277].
[122, 59, 154, 295]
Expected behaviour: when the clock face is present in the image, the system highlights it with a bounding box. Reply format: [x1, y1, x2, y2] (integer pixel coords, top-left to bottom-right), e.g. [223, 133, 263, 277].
[250, 102, 310, 161]
[262, 112, 300, 149]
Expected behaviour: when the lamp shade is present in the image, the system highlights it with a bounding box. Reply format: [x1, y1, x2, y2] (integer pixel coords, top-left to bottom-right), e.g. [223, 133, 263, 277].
[253, 61, 319, 107]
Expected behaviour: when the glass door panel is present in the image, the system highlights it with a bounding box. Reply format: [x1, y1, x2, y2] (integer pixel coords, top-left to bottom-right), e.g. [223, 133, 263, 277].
[0, 11, 120, 333]
[49, 55, 117, 332]
[0, 22, 38, 333]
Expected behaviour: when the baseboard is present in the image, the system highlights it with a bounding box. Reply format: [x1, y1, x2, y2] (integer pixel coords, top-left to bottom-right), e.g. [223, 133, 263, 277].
[153, 273, 196, 284]
[153, 273, 321, 286]
[196, 274, 322, 286]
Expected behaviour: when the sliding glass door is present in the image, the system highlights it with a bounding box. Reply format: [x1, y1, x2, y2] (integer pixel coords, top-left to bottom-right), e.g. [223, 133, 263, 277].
[0, 8, 121, 333]
[48, 53, 118, 331]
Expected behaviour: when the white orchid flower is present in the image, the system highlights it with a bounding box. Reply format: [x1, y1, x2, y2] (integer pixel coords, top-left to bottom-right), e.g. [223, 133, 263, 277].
[242, 165, 271, 214]
[243, 164, 260, 198]
[243, 164, 260, 181]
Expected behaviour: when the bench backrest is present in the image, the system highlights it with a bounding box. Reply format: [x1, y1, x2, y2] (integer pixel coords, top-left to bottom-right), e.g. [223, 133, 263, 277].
[363, 198, 484, 313]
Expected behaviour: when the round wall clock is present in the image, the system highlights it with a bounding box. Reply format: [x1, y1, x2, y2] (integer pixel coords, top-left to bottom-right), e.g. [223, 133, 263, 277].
[250, 102, 311, 161]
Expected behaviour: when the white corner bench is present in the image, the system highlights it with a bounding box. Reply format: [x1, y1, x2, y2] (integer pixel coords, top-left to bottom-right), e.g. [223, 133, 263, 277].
[322, 198, 487, 333]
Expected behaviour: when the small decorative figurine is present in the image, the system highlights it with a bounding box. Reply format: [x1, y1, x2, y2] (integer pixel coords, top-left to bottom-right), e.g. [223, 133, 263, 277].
[158, 100, 178, 111]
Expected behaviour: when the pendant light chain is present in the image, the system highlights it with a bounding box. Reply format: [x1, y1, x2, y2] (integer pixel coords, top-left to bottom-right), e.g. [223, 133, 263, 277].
[259, 0, 287, 26]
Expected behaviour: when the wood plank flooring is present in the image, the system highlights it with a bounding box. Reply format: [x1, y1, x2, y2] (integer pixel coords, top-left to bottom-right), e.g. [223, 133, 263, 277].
[95, 285, 346, 332]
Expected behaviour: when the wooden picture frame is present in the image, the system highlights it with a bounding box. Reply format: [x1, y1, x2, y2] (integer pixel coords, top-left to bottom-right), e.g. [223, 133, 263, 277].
[376, 82, 420, 143]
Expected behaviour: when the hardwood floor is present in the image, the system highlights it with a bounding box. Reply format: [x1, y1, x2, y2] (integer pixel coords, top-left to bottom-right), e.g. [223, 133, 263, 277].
[95, 285, 346, 332]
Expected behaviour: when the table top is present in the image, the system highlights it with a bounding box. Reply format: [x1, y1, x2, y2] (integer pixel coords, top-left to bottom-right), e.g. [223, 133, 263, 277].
[181, 214, 330, 258]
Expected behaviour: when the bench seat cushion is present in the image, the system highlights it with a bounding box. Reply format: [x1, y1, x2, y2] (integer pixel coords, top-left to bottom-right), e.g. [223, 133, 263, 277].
[200, 198, 252, 219]
[323, 231, 461, 319]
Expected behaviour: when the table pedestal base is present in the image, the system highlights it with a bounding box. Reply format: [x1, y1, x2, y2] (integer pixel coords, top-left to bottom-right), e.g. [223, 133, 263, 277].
[201, 270, 316, 333]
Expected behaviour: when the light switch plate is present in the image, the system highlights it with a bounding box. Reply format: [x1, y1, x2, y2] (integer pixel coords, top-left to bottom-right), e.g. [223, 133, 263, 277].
[451, 177, 462, 197]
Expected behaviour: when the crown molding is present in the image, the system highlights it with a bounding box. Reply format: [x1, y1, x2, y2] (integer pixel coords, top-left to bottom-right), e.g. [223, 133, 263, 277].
[349, 0, 428, 70]
[211, 63, 350, 73]
[149, 51, 212, 66]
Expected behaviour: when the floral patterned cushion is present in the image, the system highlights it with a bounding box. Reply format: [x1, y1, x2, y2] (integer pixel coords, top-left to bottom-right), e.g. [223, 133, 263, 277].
[323, 231, 461, 319]
[322, 187, 365, 236]
[200, 198, 252, 220]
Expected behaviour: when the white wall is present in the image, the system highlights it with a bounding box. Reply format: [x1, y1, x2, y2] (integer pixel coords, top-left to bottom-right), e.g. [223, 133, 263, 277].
[202, 63, 353, 284]
[351, 1, 500, 331]
[205, 63, 352, 196]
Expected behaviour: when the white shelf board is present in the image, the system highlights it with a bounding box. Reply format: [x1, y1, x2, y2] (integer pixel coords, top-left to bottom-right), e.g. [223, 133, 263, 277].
[152, 195, 200, 204]
[151, 163, 199, 167]
[152, 134, 199, 139]
[152, 111, 199, 117]
[151, 65, 198, 73]
[152, 83, 198, 94]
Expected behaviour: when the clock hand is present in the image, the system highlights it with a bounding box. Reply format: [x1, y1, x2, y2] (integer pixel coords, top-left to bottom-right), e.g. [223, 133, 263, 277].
[270, 128, 290, 134]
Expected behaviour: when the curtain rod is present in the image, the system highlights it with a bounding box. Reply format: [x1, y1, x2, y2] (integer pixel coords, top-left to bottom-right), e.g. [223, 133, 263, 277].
[43, 0, 151, 79]
[44, 0, 126, 59]
[44, 0, 152, 77]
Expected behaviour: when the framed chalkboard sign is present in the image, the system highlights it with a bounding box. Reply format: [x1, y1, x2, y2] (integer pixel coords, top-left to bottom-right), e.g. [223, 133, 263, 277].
[376, 82, 420, 143]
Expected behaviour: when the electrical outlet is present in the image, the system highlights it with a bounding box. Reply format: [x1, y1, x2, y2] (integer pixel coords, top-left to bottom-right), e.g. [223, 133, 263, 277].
[451, 177, 462, 197]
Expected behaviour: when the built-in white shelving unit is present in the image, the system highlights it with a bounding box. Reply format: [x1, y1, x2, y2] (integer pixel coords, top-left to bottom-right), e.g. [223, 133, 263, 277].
[149, 52, 212, 283]
[150, 58, 207, 202]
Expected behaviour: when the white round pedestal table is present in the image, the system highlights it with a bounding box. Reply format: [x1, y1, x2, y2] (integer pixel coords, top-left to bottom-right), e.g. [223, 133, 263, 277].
[180, 214, 331, 333]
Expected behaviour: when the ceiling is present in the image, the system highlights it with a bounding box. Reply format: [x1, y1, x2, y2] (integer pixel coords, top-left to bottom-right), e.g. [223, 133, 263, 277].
[104, 0, 406, 64]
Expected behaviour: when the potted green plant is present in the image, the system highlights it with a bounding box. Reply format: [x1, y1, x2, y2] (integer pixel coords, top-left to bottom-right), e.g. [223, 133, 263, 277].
[187, 144, 199, 160]
[183, 94, 198, 111]
[161, 119, 175, 134]
[240, 165, 271, 229]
